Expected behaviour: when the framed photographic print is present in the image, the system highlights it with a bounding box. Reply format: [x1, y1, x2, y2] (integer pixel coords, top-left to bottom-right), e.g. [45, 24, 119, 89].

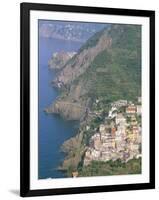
[20, 2, 155, 197]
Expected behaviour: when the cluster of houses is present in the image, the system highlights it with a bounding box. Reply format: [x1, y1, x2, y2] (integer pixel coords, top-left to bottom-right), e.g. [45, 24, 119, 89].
[83, 98, 142, 166]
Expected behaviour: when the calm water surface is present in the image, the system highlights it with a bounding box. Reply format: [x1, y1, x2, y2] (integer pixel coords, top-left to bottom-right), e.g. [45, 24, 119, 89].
[38, 37, 82, 179]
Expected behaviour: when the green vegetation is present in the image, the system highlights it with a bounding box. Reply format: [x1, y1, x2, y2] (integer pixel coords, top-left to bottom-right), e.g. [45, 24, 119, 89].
[79, 28, 107, 52]
[70, 25, 141, 107]
[78, 158, 141, 177]
[88, 47, 140, 101]
[136, 114, 141, 125]
[126, 116, 132, 123]
[63, 27, 107, 67]
[82, 116, 103, 145]
[58, 25, 142, 177]
[109, 25, 141, 51]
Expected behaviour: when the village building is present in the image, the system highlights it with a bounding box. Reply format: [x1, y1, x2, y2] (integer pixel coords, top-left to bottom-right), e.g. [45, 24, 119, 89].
[95, 99, 99, 104]
[127, 134, 134, 142]
[72, 171, 79, 178]
[91, 149, 101, 159]
[117, 140, 127, 151]
[111, 100, 128, 108]
[130, 116, 138, 125]
[123, 152, 130, 162]
[116, 124, 126, 139]
[91, 133, 101, 150]
[101, 151, 111, 161]
[115, 113, 126, 125]
[137, 105, 142, 115]
[83, 149, 92, 166]
[100, 132, 111, 143]
[111, 127, 116, 137]
[132, 126, 139, 135]
[83, 99, 142, 166]
[126, 105, 136, 114]
[136, 154, 142, 159]
[108, 107, 118, 119]
[99, 124, 105, 133]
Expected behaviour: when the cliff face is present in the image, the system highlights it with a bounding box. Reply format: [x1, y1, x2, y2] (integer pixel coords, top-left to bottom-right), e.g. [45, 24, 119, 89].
[59, 132, 85, 171]
[46, 100, 86, 121]
[48, 24, 141, 121]
[53, 33, 112, 88]
[48, 51, 76, 70]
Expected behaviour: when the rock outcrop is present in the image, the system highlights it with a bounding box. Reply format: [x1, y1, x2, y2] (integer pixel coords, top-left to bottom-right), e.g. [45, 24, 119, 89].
[48, 51, 76, 70]
[59, 132, 85, 171]
[52, 34, 112, 88]
[45, 100, 86, 121]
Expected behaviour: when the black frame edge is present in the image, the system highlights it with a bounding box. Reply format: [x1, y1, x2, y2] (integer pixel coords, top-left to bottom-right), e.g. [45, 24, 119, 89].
[21, 2, 155, 16]
[149, 11, 155, 188]
[20, 2, 155, 197]
[20, 2, 30, 197]
[23, 183, 155, 197]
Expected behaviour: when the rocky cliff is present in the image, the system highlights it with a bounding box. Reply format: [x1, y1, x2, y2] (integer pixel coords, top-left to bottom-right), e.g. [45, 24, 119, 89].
[52, 33, 112, 88]
[47, 24, 141, 121]
[45, 100, 86, 120]
[48, 51, 76, 70]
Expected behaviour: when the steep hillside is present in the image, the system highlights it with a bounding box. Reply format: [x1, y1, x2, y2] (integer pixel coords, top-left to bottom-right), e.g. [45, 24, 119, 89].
[46, 24, 141, 120]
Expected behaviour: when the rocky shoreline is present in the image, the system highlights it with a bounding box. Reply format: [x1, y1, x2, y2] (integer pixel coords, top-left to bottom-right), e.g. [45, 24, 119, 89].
[48, 51, 76, 70]
[58, 131, 85, 172]
[45, 100, 86, 121]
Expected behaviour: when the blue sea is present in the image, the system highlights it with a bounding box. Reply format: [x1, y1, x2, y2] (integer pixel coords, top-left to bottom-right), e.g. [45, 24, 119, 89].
[38, 37, 82, 179]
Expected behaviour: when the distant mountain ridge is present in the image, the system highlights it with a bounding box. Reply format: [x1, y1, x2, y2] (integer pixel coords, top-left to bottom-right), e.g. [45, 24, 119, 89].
[39, 21, 107, 42]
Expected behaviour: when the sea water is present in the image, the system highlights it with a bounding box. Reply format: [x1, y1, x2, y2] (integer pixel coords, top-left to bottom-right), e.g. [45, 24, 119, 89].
[38, 37, 82, 179]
